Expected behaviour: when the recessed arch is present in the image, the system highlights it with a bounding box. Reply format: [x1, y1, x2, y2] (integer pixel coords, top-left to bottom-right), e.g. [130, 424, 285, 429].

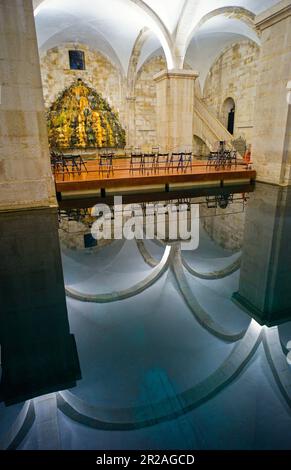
[127, 28, 153, 96]
[136, 47, 166, 77]
[188, 32, 260, 91]
[193, 135, 210, 158]
[176, 6, 260, 69]
[39, 30, 125, 79]
[222, 97, 236, 135]
[202, 38, 260, 95]
[128, 0, 174, 68]
[186, 6, 258, 51]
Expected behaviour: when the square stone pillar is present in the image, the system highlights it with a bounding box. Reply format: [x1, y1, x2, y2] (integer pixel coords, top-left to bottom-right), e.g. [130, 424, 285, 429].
[125, 96, 136, 148]
[0, 0, 56, 210]
[154, 69, 199, 152]
[252, 1, 291, 185]
[0, 2, 79, 405]
[233, 183, 291, 326]
[0, 209, 81, 405]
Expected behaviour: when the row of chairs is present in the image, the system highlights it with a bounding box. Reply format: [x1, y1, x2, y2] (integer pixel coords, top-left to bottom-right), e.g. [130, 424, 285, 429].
[51, 151, 88, 174]
[52, 142, 240, 180]
[99, 153, 114, 177]
[206, 149, 238, 170]
[130, 152, 193, 175]
[97, 151, 193, 178]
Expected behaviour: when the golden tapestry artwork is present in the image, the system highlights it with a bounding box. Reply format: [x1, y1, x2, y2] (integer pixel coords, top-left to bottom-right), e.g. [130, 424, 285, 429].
[47, 79, 126, 149]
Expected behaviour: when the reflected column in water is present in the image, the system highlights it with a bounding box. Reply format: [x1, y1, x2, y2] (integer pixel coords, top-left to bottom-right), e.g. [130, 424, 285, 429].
[233, 183, 291, 326]
[0, 209, 81, 406]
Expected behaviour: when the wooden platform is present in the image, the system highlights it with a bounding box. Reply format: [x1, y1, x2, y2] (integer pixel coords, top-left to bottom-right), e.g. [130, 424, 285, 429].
[54, 158, 256, 198]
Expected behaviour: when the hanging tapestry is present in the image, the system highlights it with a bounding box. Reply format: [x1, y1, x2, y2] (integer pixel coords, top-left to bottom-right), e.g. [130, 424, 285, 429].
[47, 79, 126, 149]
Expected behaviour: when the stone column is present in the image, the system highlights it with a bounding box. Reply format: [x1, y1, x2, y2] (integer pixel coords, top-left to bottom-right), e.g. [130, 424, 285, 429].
[252, 1, 291, 185]
[233, 183, 291, 326]
[0, 208, 81, 405]
[0, 1, 79, 405]
[153, 69, 199, 152]
[0, 0, 56, 210]
[125, 96, 136, 148]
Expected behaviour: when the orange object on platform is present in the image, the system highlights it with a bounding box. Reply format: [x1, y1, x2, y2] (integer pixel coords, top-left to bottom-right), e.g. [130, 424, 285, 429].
[244, 145, 252, 163]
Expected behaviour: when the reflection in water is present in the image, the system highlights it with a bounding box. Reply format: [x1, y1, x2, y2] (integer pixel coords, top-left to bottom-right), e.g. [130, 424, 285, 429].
[206, 193, 234, 209]
[0, 209, 81, 406]
[1, 183, 291, 450]
[234, 183, 291, 326]
[58, 189, 250, 249]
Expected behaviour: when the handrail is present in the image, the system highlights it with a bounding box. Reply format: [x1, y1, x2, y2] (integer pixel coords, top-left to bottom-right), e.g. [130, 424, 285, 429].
[194, 96, 237, 153]
[195, 97, 234, 139]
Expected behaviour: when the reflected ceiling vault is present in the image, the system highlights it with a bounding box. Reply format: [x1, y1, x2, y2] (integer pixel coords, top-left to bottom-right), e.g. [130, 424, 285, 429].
[1, 231, 291, 448]
[0, 185, 291, 449]
[65, 242, 245, 341]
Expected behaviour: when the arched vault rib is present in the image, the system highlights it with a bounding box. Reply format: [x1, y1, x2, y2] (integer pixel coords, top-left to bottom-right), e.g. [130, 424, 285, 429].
[182, 253, 241, 280]
[65, 245, 171, 303]
[128, 0, 174, 68]
[263, 327, 291, 408]
[127, 27, 152, 97]
[34, 0, 175, 70]
[135, 239, 160, 268]
[56, 319, 262, 430]
[171, 244, 247, 342]
[135, 238, 241, 276]
[0, 401, 35, 450]
[175, 6, 259, 69]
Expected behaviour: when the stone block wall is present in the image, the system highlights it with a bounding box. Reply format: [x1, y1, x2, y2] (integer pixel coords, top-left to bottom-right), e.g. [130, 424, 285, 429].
[0, 0, 56, 210]
[39, 40, 262, 157]
[251, 5, 291, 185]
[134, 56, 197, 149]
[201, 200, 247, 251]
[203, 40, 260, 146]
[135, 55, 166, 148]
[40, 44, 126, 129]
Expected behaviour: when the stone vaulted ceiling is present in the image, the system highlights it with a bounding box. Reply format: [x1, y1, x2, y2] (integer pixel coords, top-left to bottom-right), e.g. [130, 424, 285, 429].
[33, 0, 281, 78]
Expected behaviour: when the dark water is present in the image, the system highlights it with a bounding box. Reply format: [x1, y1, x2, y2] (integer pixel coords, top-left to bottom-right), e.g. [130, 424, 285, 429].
[1, 182, 291, 450]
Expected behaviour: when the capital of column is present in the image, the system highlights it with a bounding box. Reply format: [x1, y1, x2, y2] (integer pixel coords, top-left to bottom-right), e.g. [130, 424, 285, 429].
[153, 69, 199, 83]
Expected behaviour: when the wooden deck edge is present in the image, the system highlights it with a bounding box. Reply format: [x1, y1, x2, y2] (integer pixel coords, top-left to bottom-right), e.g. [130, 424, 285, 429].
[56, 170, 256, 193]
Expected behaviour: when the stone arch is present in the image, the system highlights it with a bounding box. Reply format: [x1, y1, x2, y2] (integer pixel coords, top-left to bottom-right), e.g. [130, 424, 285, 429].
[203, 40, 260, 147]
[128, 0, 174, 68]
[203, 39, 260, 96]
[34, 0, 175, 69]
[176, 6, 259, 69]
[222, 97, 236, 135]
[134, 54, 167, 149]
[193, 135, 210, 158]
[40, 43, 126, 125]
[127, 28, 152, 97]
[39, 31, 125, 78]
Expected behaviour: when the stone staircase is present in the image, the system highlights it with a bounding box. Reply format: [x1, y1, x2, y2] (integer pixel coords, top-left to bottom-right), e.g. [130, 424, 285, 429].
[193, 97, 244, 156]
